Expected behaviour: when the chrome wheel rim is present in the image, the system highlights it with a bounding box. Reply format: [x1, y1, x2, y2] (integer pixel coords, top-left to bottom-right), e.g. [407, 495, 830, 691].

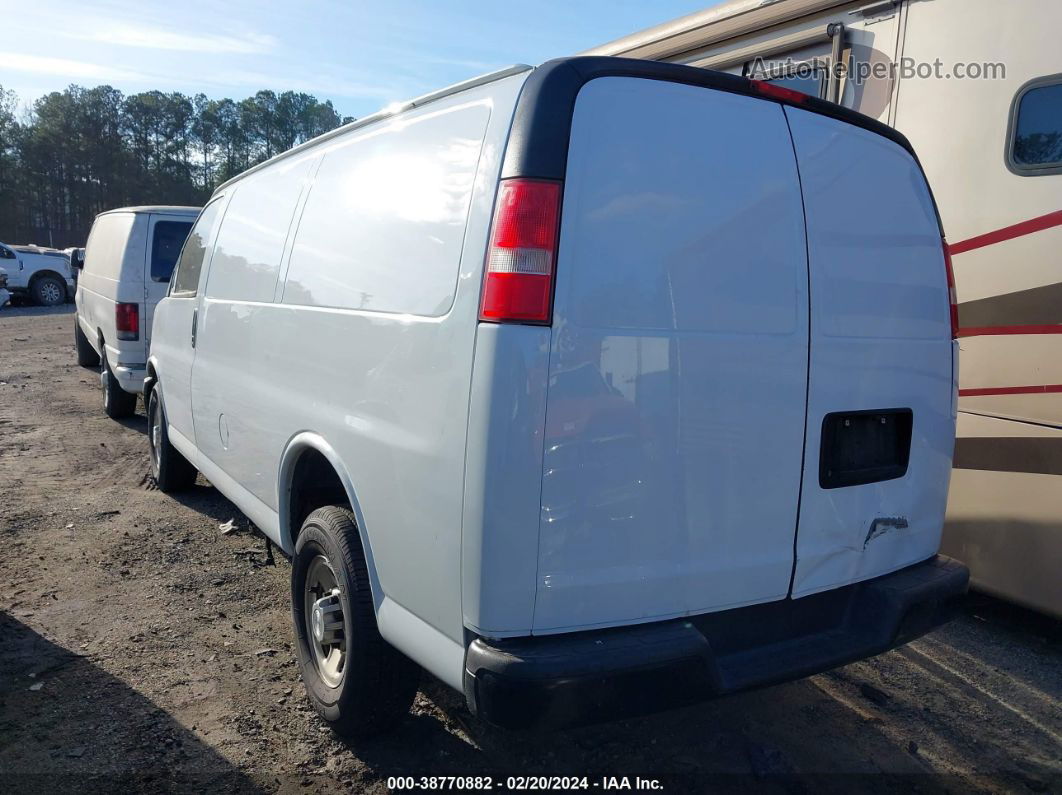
[40, 281, 62, 305]
[304, 555, 347, 688]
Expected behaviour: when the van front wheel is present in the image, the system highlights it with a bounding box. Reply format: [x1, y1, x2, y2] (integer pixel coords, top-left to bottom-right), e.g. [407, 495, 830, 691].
[291, 507, 419, 737]
[147, 387, 197, 491]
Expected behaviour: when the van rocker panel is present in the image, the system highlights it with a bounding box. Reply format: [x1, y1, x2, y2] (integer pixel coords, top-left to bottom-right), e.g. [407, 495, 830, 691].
[463, 555, 968, 730]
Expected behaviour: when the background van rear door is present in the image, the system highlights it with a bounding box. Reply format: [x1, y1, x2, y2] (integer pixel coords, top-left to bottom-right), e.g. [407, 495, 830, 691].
[534, 77, 811, 633]
[785, 107, 955, 598]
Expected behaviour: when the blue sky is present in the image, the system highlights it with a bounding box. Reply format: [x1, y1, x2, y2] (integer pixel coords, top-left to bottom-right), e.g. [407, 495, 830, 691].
[1, 0, 716, 118]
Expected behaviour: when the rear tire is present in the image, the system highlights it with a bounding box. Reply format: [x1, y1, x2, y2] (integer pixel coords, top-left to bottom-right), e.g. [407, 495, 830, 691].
[292, 506, 419, 738]
[101, 351, 137, 419]
[147, 386, 197, 491]
[31, 275, 66, 306]
[74, 319, 100, 367]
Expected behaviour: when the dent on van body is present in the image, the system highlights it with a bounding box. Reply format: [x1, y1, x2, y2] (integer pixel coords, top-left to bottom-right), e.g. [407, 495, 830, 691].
[784, 107, 954, 597]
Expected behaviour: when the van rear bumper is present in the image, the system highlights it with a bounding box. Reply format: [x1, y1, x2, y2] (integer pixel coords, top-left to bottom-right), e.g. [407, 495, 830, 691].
[463, 554, 968, 730]
[112, 363, 146, 395]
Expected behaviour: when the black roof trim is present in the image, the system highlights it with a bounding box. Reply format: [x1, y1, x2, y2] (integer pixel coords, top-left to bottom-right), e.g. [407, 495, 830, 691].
[502, 56, 919, 182]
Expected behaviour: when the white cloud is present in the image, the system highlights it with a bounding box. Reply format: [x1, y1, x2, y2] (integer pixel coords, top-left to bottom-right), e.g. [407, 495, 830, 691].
[0, 53, 147, 82]
[74, 24, 277, 54]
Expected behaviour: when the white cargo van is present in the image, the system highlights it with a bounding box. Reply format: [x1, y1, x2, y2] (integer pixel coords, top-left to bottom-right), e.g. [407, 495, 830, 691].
[147, 57, 968, 734]
[75, 206, 198, 418]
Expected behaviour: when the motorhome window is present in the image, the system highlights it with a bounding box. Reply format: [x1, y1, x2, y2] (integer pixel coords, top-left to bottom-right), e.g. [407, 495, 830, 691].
[150, 221, 193, 282]
[1009, 77, 1062, 174]
[171, 200, 223, 297]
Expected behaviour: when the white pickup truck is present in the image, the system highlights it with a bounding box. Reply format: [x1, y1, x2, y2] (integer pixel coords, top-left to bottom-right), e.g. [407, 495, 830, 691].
[0, 242, 75, 306]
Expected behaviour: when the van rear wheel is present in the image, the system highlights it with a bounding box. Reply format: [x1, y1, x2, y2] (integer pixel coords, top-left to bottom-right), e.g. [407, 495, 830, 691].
[101, 352, 137, 419]
[291, 507, 419, 737]
[147, 387, 197, 491]
[74, 319, 100, 367]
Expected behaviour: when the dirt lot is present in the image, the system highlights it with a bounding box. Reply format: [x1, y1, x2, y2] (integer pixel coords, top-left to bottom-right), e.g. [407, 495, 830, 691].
[0, 305, 1059, 793]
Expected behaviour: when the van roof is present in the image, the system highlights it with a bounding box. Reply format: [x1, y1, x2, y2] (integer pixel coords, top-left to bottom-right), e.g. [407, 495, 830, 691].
[215, 64, 533, 193]
[585, 0, 854, 60]
[96, 205, 201, 217]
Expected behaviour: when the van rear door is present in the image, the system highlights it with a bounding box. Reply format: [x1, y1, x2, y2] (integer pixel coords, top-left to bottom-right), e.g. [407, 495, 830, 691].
[784, 107, 954, 597]
[533, 77, 811, 633]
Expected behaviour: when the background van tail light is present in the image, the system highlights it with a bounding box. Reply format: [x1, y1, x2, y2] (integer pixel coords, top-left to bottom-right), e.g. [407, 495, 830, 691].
[942, 241, 958, 339]
[479, 178, 561, 324]
[116, 302, 139, 341]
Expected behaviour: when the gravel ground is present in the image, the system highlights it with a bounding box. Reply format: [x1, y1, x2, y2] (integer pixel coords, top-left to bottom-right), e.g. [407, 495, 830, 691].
[1, 304, 1059, 794]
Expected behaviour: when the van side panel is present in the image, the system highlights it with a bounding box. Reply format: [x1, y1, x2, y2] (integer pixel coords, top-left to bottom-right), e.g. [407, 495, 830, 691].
[462, 323, 552, 636]
[533, 77, 811, 633]
[785, 106, 954, 597]
[188, 73, 528, 660]
[192, 155, 317, 493]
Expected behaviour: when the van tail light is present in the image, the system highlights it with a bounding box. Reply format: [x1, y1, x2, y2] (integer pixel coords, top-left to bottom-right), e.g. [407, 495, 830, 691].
[749, 79, 809, 105]
[942, 241, 958, 339]
[479, 178, 561, 325]
[116, 302, 139, 341]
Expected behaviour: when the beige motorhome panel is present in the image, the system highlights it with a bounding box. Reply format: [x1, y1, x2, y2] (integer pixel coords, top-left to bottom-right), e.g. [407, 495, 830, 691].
[897, 0, 1062, 421]
[944, 413, 1062, 618]
[588, 0, 1062, 616]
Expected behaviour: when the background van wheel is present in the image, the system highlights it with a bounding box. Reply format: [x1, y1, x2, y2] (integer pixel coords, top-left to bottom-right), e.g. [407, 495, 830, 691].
[101, 352, 137, 419]
[31, 275, 66, 306]
[292, 506, 419, 738]
[74, 319, 100, 367]
[147, 387, 197, 491]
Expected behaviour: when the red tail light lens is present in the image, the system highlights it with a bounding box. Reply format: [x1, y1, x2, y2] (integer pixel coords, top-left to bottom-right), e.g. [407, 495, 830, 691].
[942, 241, 958, 339]
[116, 302, 139, 341]
[479, 179, 562, 324]
[749, 79, 809, 105]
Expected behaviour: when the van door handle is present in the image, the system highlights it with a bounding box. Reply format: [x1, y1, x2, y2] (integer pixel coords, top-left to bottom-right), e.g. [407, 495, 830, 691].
[191, 308, 198, 349]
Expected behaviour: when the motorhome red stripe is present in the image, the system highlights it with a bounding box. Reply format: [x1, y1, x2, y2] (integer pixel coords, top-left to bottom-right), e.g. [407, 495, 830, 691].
[958, 324, 1062, 337]
[948, 210, 1062, 256]
[959, 384, 1062, 397]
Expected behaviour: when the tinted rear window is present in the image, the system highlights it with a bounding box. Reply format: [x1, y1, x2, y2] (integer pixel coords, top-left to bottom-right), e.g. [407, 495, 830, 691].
[151, 221, 193, 282]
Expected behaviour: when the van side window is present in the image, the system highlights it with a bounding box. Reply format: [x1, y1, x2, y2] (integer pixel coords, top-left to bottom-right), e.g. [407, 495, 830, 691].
[0, 246, 14, 259]
[206, 158, 313, 303]
[283, 103, 490, 316]
[1008, 75, 1062, 175]
[151, 221, 194, 282]
[171, 200, 223, 297]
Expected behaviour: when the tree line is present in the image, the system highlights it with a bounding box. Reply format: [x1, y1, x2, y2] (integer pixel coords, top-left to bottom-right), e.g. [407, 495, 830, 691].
[0, 84, 351, 248]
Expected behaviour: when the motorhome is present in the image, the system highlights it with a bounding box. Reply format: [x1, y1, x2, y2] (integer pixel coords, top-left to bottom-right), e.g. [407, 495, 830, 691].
[588, 0, 1062, 618]
[146, 56, 966, 734]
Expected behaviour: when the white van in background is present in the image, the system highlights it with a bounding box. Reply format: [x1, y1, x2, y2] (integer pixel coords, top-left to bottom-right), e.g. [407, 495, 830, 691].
[75, 206, 197, 418]
[0, 242, 75, 306]
[147, 57, 967, 735]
